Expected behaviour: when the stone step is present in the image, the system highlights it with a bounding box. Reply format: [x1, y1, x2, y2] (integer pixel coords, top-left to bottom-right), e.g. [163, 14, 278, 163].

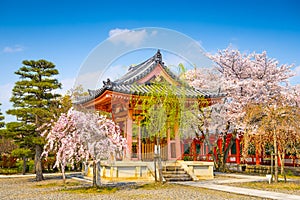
[162, 170, 186, 174]
[164, 177, 193, 182]
[162, 174, 191, 178]
[163, 166, 184, 171]
[162, 165, 192, 182]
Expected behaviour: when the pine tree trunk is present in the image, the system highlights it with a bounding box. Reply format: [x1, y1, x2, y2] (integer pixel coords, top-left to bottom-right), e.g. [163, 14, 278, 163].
[22, 156, 27, 175]
[35, 144, 44, 181]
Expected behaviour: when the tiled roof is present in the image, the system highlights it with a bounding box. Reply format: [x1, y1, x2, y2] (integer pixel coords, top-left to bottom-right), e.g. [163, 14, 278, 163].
[113, 50, 179, 84]
[74, 50, 224, 104]
[74, 83, 220, 104]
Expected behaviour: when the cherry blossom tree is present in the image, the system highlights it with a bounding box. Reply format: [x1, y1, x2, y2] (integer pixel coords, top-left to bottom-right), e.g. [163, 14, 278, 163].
[41, 109, 88, 182]
[244, 86, 300, 182]
[209, 48, 296, 178]
[73, 110, 127, 186]
[184, 67, 222, 92]
[42, 108, 127, 186]
[184, 48, 297, 174]
[210, 48, 294, 125]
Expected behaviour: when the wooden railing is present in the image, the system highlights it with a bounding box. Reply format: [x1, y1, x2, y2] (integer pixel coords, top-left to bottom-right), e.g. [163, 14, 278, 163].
[181, 154, 214, 161]
[181, 153, 300, 167]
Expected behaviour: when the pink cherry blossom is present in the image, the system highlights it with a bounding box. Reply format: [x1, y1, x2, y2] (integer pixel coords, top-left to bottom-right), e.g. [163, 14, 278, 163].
[42, 108, 127, 183]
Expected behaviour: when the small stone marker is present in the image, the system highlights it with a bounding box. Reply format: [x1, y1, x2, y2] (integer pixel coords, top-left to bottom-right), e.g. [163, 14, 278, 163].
[266, 174, 272, 184]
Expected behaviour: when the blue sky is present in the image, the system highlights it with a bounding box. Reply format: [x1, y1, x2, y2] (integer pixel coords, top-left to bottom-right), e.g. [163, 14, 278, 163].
[1, 0, 300, 122]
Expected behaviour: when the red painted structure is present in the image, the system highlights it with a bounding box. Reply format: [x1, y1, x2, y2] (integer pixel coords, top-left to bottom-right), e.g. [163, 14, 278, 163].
[182, 133, 300, 167]
[75, 50, 222, 161]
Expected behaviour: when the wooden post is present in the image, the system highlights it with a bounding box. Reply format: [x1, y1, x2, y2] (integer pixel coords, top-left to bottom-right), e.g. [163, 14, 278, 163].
[205, 144, 209, 159]
[192, 140, 196, 161]
[174, 122, 181, 159]
[126, 115, 133, 160]
[236, 138, 240, 164]
[217, 137, 222, 153]
[167, 126, 171, 160]
[255, 149, 260, 165]
[138, 120, 141, 160]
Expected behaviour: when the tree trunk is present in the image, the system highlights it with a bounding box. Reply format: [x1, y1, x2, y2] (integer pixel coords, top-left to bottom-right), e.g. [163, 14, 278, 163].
[96, 160, 101, 186]
[222, 135, 235, 172]
[83, 162, 89, 176]
[92, 160, 96, 187]
[35, 144, 44, 181]
[22, 156, 27, 175]
[273, 130, 278, 183]
[278, 150, 286, 182]
[216, 132, 235, 172]
[154, 154, 157, 182]
[61, 163, 66, 183]
[156, 137, 163, 182]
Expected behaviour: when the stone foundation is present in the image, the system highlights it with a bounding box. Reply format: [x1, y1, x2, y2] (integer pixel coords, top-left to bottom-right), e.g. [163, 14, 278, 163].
[86, 160, 214, 181]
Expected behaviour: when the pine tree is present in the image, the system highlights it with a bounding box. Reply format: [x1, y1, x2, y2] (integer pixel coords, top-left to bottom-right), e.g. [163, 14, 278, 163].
[7, 60, 62, 181]
[5, 121, 35, 174]
[0, 103, 18, 158]
[0, 103, 4, 129]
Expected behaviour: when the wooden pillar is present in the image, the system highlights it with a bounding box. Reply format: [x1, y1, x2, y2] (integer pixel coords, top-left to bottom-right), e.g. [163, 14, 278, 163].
[255, 149, 260, 165]
[205, 144, 209, 155]
[174, 123, 181, 159]
[236, 138, 240, 164]
[126, 115, 133, 160]
[167, 126, 171, 160]
[205, 144, 209, 161]
[278, 155, 281, 167]
[191, 140, 196, 161]
[217, 137, 222, 153]
[213, 147, 217, 162]
[138, 120, 141, 160]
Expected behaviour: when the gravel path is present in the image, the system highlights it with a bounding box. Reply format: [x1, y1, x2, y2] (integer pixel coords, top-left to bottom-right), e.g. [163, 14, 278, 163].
[0, 176, 263, 200]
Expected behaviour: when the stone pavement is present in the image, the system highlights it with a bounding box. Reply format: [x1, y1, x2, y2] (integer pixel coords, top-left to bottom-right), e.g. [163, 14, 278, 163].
[72, 172, 300, 199]
[175, 173, 300, 200]
[1, 172, 300, 199]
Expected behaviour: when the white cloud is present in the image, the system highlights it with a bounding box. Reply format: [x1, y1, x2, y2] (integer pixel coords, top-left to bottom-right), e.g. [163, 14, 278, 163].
[2, 45, 24, 53]
[108, 28, 147, 47]
[109, 28, 130, 37]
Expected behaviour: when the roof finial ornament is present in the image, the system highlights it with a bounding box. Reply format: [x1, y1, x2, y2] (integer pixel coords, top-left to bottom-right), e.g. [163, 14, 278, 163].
[103, 78, 113, 88]
[155, 49, 162, 63]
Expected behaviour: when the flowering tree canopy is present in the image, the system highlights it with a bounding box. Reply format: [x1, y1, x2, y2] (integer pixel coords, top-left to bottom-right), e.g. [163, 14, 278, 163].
[42, 108, 127, 184]
[209, 48, 294, 127]
[184, 67, 222, 92]
[184, 47, 298, 174]
[42, 109, 88, 171]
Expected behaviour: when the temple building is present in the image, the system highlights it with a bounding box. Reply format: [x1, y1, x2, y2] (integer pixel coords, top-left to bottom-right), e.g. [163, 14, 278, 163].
[74, 50, 222, 161]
